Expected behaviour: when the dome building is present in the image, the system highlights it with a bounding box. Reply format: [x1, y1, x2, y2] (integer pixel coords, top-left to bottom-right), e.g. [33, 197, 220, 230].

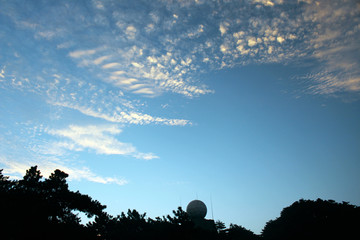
[186, 199, 216, 232]
[186, 200, 207, 219]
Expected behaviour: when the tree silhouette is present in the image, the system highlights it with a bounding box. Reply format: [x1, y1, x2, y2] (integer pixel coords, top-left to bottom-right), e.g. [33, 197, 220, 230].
[219, 224, 259, 240]
[261, 198, 360, 240]
[166, 206, 192, 225]
[0, 168, 11, 192]
[0, 166, 105, 239]
[22, 165, 42, 182]
[2, 167, 360, 240]
[215, 220, 226, 232]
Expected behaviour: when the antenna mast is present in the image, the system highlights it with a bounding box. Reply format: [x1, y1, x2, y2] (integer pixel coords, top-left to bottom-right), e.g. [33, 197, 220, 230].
[210, 194, 214, 220]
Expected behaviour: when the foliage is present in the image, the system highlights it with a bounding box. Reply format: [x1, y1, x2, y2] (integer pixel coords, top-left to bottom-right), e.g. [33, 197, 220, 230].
[88, 206, 218, 240]
[261, 198, 360, 240]
[215, 220, 226, 232]
[219, 223, 259, 240]
[0, 166, 105, 239]
[1, 167, 359, 240]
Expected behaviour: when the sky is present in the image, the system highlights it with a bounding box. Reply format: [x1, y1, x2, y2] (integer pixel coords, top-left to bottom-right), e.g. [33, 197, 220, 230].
[1, 0, 360, 234]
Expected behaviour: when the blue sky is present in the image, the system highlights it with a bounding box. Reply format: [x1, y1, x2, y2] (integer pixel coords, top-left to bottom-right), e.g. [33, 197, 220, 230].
[1, 0, 360, 233]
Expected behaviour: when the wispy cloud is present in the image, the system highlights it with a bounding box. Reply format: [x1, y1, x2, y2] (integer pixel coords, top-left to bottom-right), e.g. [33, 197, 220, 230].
[0, 156, 128, 185]
[0, 122, 130, 186]
[50, 100, 190, 126]
[35, 29, 63, 40]
[301, 71, 360, 95]
[2, 0, 359, 102]
[93, 55, 112, 65]
[69, 45, 213, 97]
[69, 49, 98, 58]
[102, 62, 122, 69]
[47, 124, 158, 160]
[0, 66, 191, 127]
[298, 0, 360, 94]
[0, 67, 5, 79]
[125, 25, 137, 39]
[254, 0, 274, 7]
[1, 0, 359, 188]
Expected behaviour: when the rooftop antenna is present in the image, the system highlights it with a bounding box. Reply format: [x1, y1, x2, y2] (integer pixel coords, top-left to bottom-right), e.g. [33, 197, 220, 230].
[210, 194, 214, 220]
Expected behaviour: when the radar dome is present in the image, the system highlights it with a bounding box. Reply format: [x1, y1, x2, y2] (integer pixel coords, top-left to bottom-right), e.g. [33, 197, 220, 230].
[186, 200, 207, 219]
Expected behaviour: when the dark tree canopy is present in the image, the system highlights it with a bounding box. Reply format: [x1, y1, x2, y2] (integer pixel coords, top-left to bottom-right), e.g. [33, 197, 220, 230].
[0, 166, 105, 240]
[1, 167, 359, 240]
[220, 224, 260, 240]
[261, 198, 360, 240]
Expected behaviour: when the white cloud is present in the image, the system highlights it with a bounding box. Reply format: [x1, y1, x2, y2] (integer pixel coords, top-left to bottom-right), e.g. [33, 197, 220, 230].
[47, 124, 158, 160]
[288, 34, 297, 40]
[220, 44, 229, 54]
[50, 100, 191, 126]
[112, 70, 126, 75]
[110, 76, 138, 85]
[233, 31, 245, 39]
[128, 83, 147, 90]
[93, 55, 111, 65]
[337, 77, 360, 92]
[93, 0, 105, 10]
[57, 41, 74, 49]
[147, 56, 158, 63]
[305, 71, 360, 95]
[102, 62, 121, 69]
[2, 0, 359, 191]
[0, 67, 5, 78]
[0, 156, 128, 185]
[187, 24, 205, 38]
[5, 0, 358, 102]
[69, 49, 97, 58]
[247, 37, 258, 47]
[133, 152, 159, 161]
[125, 25, 137, 39]
[132, 88, 156, 95]
[276, 36, 285, 43]
[299, 0, 360, 95]
[198, 24, 204, 33]
[159, 78, 213, 97]
[36, 30, 57, 40]
[131, 62, 144, 68]
[252, 0, 275, 6]
[63, 28, 213, 98]
[236, 45, 249, 55]
[180, 58, 192, 66]
[145, 23, 155, 32]
[219, 22, 229, 36]
[268, 46, 273, 54]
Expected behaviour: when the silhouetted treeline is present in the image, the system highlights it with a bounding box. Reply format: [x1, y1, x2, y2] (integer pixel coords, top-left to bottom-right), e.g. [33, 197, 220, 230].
[1, 167, 359, 240]
[261, 198, 360, 240]
[0, 167, 104, 239]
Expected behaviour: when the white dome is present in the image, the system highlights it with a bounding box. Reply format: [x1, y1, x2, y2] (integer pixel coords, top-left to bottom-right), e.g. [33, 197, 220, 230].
[186, 200, 207, 219]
